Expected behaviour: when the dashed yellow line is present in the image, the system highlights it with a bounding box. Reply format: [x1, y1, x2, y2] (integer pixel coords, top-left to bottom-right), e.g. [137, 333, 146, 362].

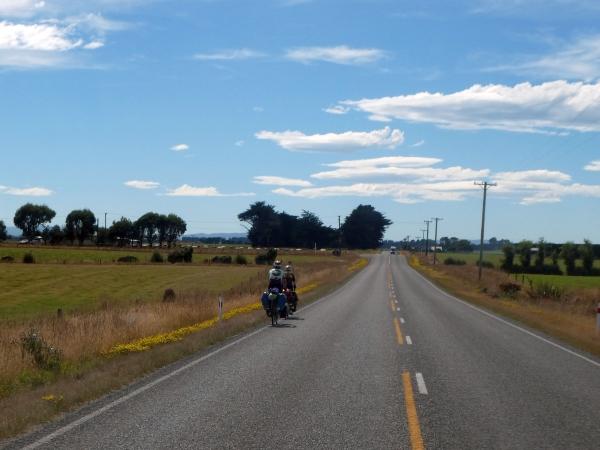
[393, 317, 404, 345]
[390, 299, 396, 312]
[402, 371, 425, 450]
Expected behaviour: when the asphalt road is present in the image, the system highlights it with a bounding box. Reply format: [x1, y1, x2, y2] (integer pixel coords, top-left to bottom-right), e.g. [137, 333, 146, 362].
[6, 254, 600, 449]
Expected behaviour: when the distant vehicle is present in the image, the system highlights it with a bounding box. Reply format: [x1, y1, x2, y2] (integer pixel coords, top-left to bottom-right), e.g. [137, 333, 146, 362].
[390, 246, 397, 254]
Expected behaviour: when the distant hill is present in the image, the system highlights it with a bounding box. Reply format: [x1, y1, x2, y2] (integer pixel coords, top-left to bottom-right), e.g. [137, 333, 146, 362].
[184, 232, 247, 239]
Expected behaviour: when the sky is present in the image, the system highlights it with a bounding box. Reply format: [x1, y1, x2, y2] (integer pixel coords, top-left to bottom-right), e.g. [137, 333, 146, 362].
[1, 0, 600, 242]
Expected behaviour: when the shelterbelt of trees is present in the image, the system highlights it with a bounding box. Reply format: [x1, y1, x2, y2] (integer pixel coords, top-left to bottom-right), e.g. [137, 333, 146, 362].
[238, 202, 392, 250]
[0, 203, 187, 247]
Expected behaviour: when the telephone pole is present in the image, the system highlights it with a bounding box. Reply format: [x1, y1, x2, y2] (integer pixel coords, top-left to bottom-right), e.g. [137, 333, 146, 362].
[431, 217, 443, 265]
[475, 181, 497, 280]
[424, 220, 432, 257]
[104, 212, 108, 231]
[337, 215, 341, 256]
[420, 229, 426, 254]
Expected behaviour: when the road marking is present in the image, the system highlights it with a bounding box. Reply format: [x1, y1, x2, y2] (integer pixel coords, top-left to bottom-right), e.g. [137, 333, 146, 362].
[390, 299, 396, 312]
[415, 373, 428, 395]
[393, 317, 404, 345]
[395, 300, 399, 304]
[402, 371, 425, 450]
[408, 263, 600, 369]
[400, 317, 405, 324]
[396, 307, 401, 312]
[406, 335, 413, 345]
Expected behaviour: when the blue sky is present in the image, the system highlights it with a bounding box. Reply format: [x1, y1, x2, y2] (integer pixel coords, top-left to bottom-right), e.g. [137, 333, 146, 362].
[1, 0, 600, 242]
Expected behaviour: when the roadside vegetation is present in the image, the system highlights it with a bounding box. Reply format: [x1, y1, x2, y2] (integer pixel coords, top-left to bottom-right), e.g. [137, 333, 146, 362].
[408, 251, 600, 359]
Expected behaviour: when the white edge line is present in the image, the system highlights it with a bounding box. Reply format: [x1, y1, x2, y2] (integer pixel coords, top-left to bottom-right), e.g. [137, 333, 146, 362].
[406, 336, 413, 345]
[22, 272, 352, 449]
[415, 372, 428, 395]
[407, 258, 600, 369]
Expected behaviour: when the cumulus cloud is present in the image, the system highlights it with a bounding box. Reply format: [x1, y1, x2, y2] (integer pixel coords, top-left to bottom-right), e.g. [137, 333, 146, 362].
[338, 80, 600, 134]
[165, 184, 255, 197]
[193, 48, 265, 61]
[255, 126, 404, 152]
[584, 160, 600, 171]
[285, 45, 387, 65]
[170, 144, 189, 152]
[0, 185, 52, 196]
[124, 180, 160, 190]
[253, 176, 313, 187]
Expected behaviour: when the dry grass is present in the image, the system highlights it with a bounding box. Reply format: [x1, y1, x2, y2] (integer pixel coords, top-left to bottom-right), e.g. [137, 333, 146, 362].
[409, 254, 600, 357]
[0, 254, 363, 440]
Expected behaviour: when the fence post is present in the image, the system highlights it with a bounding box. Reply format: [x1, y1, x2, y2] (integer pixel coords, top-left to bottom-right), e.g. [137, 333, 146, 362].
[596, 303, 600, 334]
[218, 295, 224, 322]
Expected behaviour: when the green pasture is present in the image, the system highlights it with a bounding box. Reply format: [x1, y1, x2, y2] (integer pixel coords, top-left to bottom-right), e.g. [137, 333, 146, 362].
[522, 274, 600, 289]
[0, 264, 262, 320]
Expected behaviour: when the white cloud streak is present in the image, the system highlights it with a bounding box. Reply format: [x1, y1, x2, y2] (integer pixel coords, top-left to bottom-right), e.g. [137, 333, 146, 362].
[170, 144, 189, 152]
[124, 180, 160, 190]
[339, 80, 600, 133]
[165, 184, 255, 197]
[193, 48, 265, 61]
[285, 45, 387, 65]
[0, 185, 52, 196]
[584, 160, 600, 171]
[253, 176, 313, 187]
[255, 126, 404, 152]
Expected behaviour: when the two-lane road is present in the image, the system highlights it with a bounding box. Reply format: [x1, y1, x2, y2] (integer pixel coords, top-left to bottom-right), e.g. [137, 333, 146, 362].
[7, 254, 600, 449]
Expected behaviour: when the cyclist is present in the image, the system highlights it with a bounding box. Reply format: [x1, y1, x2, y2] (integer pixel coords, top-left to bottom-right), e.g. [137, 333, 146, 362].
[283, 265, 296, 291]
[268, 260, 284, 291]
[260, 288, 287, 318]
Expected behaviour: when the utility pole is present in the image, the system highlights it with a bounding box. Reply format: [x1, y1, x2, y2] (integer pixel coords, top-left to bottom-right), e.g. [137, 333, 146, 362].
[420, 229, 426, 254]
[424, 220, 432, 257]
[337, 215, 341, 256]
[431, 217, 443, 265]
[104, 212, 107, 231]
[475, 181, 497, 280]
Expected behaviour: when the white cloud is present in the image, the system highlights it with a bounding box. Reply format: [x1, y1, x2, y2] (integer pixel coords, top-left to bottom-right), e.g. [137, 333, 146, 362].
[0, 21, 82, 51]
[493, 169, 571, 183]
[83, 40, 104, 49]
[411, 140, 425, 147]
[326, 155, 441, 169]
[253, 176, 313, 187]
[0, 1, 45, 18]
[255, 126, 404, 152]
[312, 165, 489, 181]
[323, 105, 350, 115]
[339, 80, 600, 133]
[170, 144, 189, 152]
[489, 34, 600, 81]
[124, 180, 160, 190]
[165, 184, 255, 197]
[285, 45, 387, 65]
[584, 160, 600, 171]
[235, 140, 245, 147]
[193, 48, 265, 61]
[0, 185, 52, 196]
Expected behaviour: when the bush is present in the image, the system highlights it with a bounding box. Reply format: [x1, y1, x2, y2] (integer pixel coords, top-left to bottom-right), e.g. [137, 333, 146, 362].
[211, 255, 232, 264]
[162, 288, 176, 303]
[23, 252, 35, 264]
[255, 248, 277, 265]
[476, 260, 495, 269]
[150, 251, 164, 263]
[498, 282, 521, 297]
[117, 255, 138, 263]
[444, 257, 466, 266]
[235, 254, 248, 265]
[20, 329, 61, 371]
[530, 281, 564, 300]
[1, 255, 15, 263]
[168, 247, 193, 264]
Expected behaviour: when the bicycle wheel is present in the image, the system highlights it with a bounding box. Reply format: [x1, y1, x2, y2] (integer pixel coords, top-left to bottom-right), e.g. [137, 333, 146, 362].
[270, 298, 278, 326]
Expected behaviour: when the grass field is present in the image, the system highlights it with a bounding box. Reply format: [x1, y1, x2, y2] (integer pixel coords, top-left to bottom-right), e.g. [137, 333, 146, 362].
[0, 245, 337, 265]
[0, 264, 263, 320]
[524, 274, 600, 289]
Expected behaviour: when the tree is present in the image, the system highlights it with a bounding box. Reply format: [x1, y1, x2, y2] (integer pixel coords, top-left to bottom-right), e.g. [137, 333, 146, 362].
[47, 225, 65, 245]
[238, 202, 280, 247]
[135, 212, 160, 246]
[516, 240, 533, 269]
[560, 242, 578, 275]
[500, 244, 514, 271]
[164, 214, 187, 247]
[13, 203, 56, 239]
[296, 210, 335, 249]
[579, 239, 594, 275]
[535, 238, 546, 270]
[0, 220, 7, 241]
[65, 209, 97, 245]
[109, 217, 135, 246]
[342, 204, 392, 249]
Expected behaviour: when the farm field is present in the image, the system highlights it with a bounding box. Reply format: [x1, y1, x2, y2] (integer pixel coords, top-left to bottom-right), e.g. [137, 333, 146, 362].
[0, 245, 336, 265]
[0, 264, 264, 320]
[524, 274, 600, 289]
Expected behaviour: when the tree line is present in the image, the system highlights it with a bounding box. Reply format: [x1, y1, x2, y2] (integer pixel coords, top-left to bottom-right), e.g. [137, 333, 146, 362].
[0, 203, 186, 247]
[501, 239, 598, 276]
[238, 202, 392, 250]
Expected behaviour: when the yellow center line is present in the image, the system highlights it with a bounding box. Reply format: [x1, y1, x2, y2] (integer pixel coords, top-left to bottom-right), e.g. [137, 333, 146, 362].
[393, 317, 404, 345]
[402, 371, 425, 450]
[390, 298, 396, 312]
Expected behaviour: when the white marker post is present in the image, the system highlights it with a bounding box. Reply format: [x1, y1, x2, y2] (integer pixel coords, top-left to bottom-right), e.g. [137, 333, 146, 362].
[218, 295, 224, 322]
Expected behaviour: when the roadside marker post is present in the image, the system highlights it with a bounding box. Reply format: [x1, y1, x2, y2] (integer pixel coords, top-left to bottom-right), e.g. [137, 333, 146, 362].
[218, 295, 224, 322]
[596, 303, 600, 334]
